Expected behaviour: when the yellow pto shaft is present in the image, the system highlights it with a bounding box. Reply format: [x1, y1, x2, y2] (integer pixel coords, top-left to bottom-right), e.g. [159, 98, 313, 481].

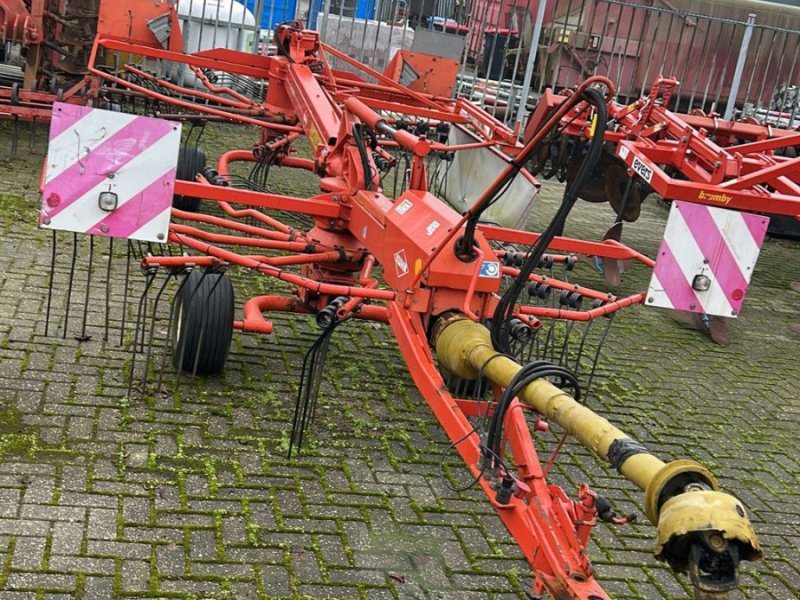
[433, 314, 760, 594]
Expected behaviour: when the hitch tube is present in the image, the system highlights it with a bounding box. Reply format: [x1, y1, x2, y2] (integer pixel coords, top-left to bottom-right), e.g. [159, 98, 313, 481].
[433, 315, 761, 594]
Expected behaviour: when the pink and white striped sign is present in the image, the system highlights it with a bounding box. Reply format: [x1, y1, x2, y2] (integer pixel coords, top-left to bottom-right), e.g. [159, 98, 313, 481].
[647, 201, 769, 318]
[40, 102, 182, 243]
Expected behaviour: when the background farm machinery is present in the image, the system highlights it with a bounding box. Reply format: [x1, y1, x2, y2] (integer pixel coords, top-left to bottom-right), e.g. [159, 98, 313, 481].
[9, 0, 800, 126]
[19, 0, 800, 593]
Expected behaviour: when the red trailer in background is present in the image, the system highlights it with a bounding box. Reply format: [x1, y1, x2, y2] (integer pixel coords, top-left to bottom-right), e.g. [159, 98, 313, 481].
[464, 0, 800, 115]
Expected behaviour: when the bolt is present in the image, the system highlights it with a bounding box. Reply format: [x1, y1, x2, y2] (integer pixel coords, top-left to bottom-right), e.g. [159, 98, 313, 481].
[731, 310, 736, 316]
[647, 297, 654, 303]
[100, 225, 109, 233]
[43, 218, 51, 225]
[107, 172, 115, 179]
[689, 303, 696, 309]
[157, 233, 165, 241]
[707, 533, 727, 552]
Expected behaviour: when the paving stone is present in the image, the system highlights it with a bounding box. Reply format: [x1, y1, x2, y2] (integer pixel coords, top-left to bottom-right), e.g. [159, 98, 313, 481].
[86, 540, 150, 560]
[82, 576, 114, 598]
[120, 559, 150, 593]
[20, 504, 85, 522]
[0, 518, 50, 537]
[47, 555, 116, 575]
[260, 564, 292, 596]
[155, 543, 186, 577]
[0, 489, 21, 518]
[9, 536, 46, 570]
[5, 573, 76, 592]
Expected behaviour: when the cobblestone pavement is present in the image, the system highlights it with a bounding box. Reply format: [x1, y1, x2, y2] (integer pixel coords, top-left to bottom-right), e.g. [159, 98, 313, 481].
[0, 120, 798, 600]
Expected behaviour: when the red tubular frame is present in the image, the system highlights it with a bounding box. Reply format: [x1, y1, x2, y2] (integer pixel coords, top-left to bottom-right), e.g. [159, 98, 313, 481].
[235, 295, 389, 334]
[123, 65, 254, 110]
[169, 232, 395, 302]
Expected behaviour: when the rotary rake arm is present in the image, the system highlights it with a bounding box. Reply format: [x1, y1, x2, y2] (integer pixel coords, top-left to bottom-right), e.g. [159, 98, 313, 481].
[41, 19, 763, 600]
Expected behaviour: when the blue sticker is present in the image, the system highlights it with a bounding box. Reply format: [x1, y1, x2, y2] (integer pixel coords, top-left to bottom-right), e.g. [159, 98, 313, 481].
[480, 261, 500, 278]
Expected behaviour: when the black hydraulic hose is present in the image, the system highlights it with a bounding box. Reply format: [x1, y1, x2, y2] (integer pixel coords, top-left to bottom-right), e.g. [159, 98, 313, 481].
[352, 124, 374, 191]
[485, 361, 580, 460]
[458, 94, 583, 260]
[490, 87, 608, 355]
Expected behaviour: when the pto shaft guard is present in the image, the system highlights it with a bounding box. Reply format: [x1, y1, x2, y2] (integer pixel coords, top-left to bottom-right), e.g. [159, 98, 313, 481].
[432, 314, 761, 590]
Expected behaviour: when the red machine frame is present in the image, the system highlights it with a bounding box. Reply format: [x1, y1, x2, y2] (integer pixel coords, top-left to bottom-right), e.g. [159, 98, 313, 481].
[524, 77, 800, 219]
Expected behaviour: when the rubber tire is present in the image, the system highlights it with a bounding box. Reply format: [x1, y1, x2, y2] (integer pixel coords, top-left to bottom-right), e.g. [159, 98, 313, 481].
[173, 146, 206, 212]
[172, 270, 234, 374]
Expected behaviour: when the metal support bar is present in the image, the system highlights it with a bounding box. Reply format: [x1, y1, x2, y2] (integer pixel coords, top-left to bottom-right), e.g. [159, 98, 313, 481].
[724, 13, 756, 121]
[515, 0, 548, 127]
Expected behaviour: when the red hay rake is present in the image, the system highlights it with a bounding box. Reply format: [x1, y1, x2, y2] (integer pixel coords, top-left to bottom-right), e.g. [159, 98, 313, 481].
[30, 7, 788, 599]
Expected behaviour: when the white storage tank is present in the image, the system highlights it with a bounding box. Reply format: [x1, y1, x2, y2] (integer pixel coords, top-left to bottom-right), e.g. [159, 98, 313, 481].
[170, 0, 258, 89]
[178, 0, 257, 54]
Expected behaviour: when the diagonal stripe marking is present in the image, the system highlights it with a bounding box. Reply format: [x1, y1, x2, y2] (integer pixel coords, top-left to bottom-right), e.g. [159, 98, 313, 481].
[88, 168, 177, 239]
[647, 272, 674, 309]
[46, 107, 138, 178]
[49, 104, 93, 140]
[675, 202, 751, 313]
[654, 241, 705, 313]
[709, 207, 767, 274]
[128, 206, 174, 242]
[43, 117, 175, 221]
[742, 211, 770, 247]
[45, 132, 180, 235]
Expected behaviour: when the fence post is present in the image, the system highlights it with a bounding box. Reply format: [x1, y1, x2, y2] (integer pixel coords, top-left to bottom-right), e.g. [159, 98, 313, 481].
[320, 0, 332, 41]
[514, 0, 548, 127]
[252, 0, 265, 52]
[724, 13, 756, 120]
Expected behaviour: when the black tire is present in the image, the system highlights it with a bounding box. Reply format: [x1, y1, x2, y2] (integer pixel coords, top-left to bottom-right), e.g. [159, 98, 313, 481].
[171, 270, 234, 374]
[173, 146, 206, 212]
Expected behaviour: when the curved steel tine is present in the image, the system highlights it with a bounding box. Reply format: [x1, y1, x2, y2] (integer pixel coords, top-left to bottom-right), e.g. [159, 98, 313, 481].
[290, 321, 340, 459]
[119, 241, 133, 346]
[104, 238, 113, 343]
[127, 270, 158, 399]
[558, 320, 576, 368]
[572, 319, 595, 386]
[63, 233, 79, 339]
[585, 313, 616, 398]
[141, 272, 173, 391]
[306, 333, 333, 433]
[45, 230, 57, 337]
[77, 235, 94, 342]
[158, 271, 189, 395]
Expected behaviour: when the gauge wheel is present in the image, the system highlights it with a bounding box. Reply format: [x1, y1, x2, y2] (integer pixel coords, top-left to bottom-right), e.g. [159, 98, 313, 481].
[173, 145, 206, 212]
[171, 270, 234, 374]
